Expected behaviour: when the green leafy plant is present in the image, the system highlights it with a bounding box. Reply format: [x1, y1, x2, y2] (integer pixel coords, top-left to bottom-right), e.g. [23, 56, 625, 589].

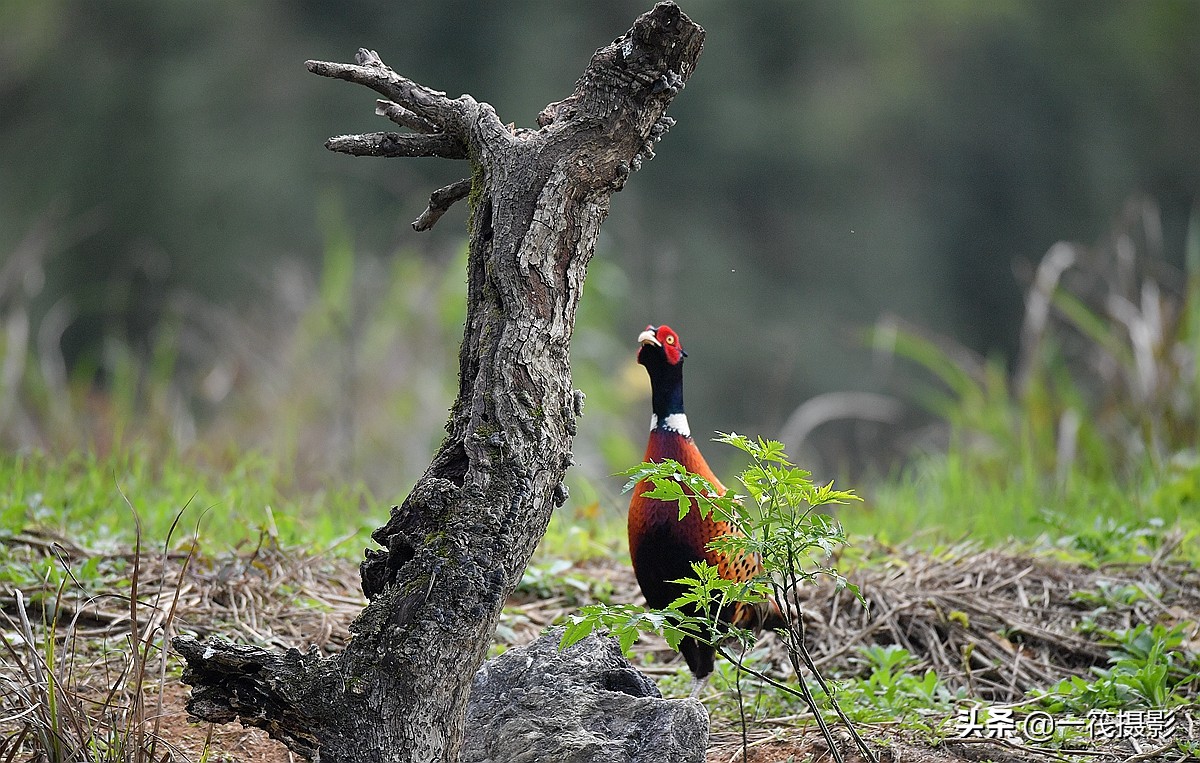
[563, 433, 876, 763]
[842, 645, 958, 725]
[1035, 623, 1200, 712]
[1037, 512, 1175, 565]
[1068, 581, 1149, 609]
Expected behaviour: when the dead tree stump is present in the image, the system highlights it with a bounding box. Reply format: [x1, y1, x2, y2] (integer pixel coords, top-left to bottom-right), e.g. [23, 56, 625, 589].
[172, 4, 705, 762]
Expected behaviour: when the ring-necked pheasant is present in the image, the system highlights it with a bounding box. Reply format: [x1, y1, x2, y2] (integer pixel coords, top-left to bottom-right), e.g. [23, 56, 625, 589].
[628, 324, 784, 688]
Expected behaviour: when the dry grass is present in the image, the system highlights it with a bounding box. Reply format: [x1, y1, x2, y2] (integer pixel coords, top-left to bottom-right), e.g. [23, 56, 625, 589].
[798, 538, 1199, 701]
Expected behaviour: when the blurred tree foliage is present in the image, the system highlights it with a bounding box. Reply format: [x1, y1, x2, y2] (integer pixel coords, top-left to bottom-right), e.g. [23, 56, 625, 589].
[2, 0, 1198, 443]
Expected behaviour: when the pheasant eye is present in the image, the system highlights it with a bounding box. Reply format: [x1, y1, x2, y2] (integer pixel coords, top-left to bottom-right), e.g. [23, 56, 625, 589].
[665, 336, 675, 345]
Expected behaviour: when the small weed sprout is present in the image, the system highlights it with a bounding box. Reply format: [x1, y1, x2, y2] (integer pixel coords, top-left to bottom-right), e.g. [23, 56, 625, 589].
[563, 433, 875, 763]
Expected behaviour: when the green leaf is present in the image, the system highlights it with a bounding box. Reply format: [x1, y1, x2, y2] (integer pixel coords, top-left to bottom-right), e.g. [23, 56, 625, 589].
[619, 459, 684, 492]
[662, 625, 686, 651]
[617, 625, 639, 655]
[559, 616, 596, 650]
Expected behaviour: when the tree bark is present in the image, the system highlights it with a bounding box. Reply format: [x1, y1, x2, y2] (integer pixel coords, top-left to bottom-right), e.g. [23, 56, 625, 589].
[172, 4, 704, 762]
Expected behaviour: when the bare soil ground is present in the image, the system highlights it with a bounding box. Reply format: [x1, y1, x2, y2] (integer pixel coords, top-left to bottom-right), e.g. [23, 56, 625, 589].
[2, 532, 1197, 762]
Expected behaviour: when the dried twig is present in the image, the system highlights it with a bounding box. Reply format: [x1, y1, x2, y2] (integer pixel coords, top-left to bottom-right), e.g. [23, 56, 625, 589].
[412, 178, 472, 231]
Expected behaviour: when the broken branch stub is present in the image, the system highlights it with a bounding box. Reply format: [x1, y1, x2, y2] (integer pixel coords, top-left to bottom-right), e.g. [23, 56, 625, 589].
[174, 4, 704, 762]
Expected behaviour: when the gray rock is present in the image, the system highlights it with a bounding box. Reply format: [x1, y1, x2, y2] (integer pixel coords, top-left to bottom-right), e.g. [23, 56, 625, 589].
[461, 628, 708, 763]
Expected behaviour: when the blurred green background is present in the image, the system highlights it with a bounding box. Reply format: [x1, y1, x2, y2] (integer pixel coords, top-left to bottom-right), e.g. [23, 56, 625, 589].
[2, 0, 1198, 525]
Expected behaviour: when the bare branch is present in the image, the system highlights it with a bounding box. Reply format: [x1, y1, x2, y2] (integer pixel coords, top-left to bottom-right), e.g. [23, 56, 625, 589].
[325, 132, 466, 160]
[175, 635, 322, 757]
[305, 49, 462, 131]
[375, 100, 439, 134]
[412, 178, 473, 231]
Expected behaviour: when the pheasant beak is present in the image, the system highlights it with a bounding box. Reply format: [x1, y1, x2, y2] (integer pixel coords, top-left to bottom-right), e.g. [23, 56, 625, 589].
[638, 328, 661, 347]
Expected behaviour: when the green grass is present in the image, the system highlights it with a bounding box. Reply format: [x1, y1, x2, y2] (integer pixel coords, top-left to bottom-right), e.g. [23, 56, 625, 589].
[847, 450, 1200, 563]
[8, 437, 1189, 575]
[0, 446, 379, 555]
[0, 441, 634, 572]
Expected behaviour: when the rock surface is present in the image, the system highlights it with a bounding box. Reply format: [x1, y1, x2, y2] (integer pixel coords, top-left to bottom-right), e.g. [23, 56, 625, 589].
[461, 629, 708, 763]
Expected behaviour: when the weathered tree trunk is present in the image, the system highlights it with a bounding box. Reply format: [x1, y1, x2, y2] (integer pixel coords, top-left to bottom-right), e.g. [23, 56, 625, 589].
[172, 4, 704, 762]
